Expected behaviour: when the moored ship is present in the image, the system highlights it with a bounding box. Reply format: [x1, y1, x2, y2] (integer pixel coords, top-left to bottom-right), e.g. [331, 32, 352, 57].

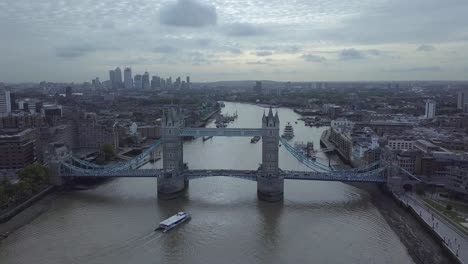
[281, 122, 294, 139]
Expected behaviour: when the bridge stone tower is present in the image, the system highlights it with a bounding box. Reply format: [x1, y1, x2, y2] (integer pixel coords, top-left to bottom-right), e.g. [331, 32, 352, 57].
[158, 108, 187, 199]
[258, 107, 283, 202]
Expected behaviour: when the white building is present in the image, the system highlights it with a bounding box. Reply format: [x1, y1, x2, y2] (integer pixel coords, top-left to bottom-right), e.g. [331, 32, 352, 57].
[124, 67, 133, 89]
[0, 89, 11, 113]
[425, 100, 436, 119]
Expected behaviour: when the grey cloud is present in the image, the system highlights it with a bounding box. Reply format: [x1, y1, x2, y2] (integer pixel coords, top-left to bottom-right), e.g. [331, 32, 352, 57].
[224, 23, 267, 37]
[283, 46, 302, 54]
[386, 66, 441, 72]
[160, 0, 217, 27]
[366, 49, 382, 56]
[228, 48, 242, 54]
[56, 44, 96, 58]
[339, 49, 365, 60]
[196, 39, 211, 47]
[247, 61, 268, 65]
[317, 0, 468, 44]
[337, 49, 385, 60]
[255, 51, 273, 56]
[417, 44, 436, 52]
[153, 45, 178, 54]
[301, 54, 326, 62]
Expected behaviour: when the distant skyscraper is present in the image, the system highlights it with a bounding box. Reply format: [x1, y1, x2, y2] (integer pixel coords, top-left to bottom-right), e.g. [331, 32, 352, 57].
[160, 79, 166, 90]
[0, 89, 11, 113]
[124, 67, 133, 89]
[65, 86, 72, 98]
[109, 70, 115, 86]
[151, 76, 160, 90]
[175, 77, 181, 89]
[186, 76, 190, 89]
[142, 72, 150, 89]
[457, 90, 468, 110]
[114, 67, 122, 89]
[425, 100, 436, 119]
[134, 74, 143, 89]
[167, 77, 172, 89]
[254, 81, 262, 94]
[92, 77, 101, 89]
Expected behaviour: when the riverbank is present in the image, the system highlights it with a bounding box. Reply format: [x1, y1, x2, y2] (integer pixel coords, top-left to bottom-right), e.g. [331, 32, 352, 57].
[0, 190, 60, 241]
[356, 183, 454, 264]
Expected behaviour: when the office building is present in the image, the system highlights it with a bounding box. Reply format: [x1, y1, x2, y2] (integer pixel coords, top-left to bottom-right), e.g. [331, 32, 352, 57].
[186, 76, 190, 89]
[114, 67, 122, 89]
[151, 76, 160, 90]
[0, 89, 11, 113]
[142, 72, 150, 89]
[425, 100, 436, 119]
[134, 74, 143, 89]
[109, 70, 115, 87]
[0, 128, 37, 169]
[124, 67, 133, 89]
[254, 81, 262, 94]
[65, 86, 73, 98]
[458, 90, 468, 110]
[167, 77, 172, 89]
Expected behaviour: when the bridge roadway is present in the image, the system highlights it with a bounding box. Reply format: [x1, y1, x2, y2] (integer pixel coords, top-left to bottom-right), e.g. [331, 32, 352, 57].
[179, 128, 264, 137]
[61, 168, 386, 183]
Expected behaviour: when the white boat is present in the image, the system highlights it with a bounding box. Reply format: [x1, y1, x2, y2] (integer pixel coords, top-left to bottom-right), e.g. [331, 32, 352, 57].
[156, 212, 191, 233]
[281, 122, 294, 139]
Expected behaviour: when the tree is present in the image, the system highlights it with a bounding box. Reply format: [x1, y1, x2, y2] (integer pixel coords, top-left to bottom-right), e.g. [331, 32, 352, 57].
[17, 163, 50, 186]
[446, 204, 453, 211]
[102, 144, 115, 161]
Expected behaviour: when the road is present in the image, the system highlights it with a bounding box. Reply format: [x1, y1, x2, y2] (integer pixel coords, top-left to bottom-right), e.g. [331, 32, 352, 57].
[398, 193, 467, 264]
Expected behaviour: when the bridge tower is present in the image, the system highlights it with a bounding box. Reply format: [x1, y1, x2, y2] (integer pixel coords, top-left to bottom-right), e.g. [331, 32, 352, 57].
[258, 107, 283, 202]
[158, 108, 187, 199]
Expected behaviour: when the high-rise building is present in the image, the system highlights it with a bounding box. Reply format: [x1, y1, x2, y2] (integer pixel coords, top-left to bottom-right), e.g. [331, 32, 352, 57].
[142, 72, 150, 89]
[174, 77, 181, 89]
[92, 77, 101, 89]
[186, 76, 190, 89]
[134, 74, 143, 89]
[254, 81, 262, 94]
[167, 77, 172, 89]
[457, 90, 468, 110]
[114, 67, 123, 89]
[65, 86, 72, 98]
[0, 89, 12, 113]
[425, 100, 436, 119]
[151, 76, 160, 90]
[109, 70, 115, 88]
[160, 79, 166, 90]
[124, 67, 133, 89]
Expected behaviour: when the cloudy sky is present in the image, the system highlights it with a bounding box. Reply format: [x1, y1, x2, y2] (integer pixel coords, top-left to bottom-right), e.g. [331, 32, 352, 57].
[1, 0, 468, 83]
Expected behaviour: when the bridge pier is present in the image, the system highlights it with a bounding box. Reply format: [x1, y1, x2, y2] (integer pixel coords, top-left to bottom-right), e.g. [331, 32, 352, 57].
[157, 170, 188, 200]
[158, 108, 187, 200]
[257, 107, 283, 202]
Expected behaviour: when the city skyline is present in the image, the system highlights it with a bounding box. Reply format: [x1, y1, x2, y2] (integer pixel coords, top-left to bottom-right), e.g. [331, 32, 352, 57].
[1, 0, 468, 83]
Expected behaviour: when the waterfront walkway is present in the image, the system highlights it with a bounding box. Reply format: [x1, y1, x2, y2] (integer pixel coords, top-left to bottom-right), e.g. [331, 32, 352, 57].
[398, 193, 468, 264]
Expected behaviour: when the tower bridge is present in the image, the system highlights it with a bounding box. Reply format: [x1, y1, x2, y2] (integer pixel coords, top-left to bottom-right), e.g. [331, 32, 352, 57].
[55, 107, 420, 202]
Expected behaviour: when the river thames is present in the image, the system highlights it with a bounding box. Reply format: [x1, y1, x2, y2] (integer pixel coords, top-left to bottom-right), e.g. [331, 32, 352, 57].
[0, 102, 413, 264]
